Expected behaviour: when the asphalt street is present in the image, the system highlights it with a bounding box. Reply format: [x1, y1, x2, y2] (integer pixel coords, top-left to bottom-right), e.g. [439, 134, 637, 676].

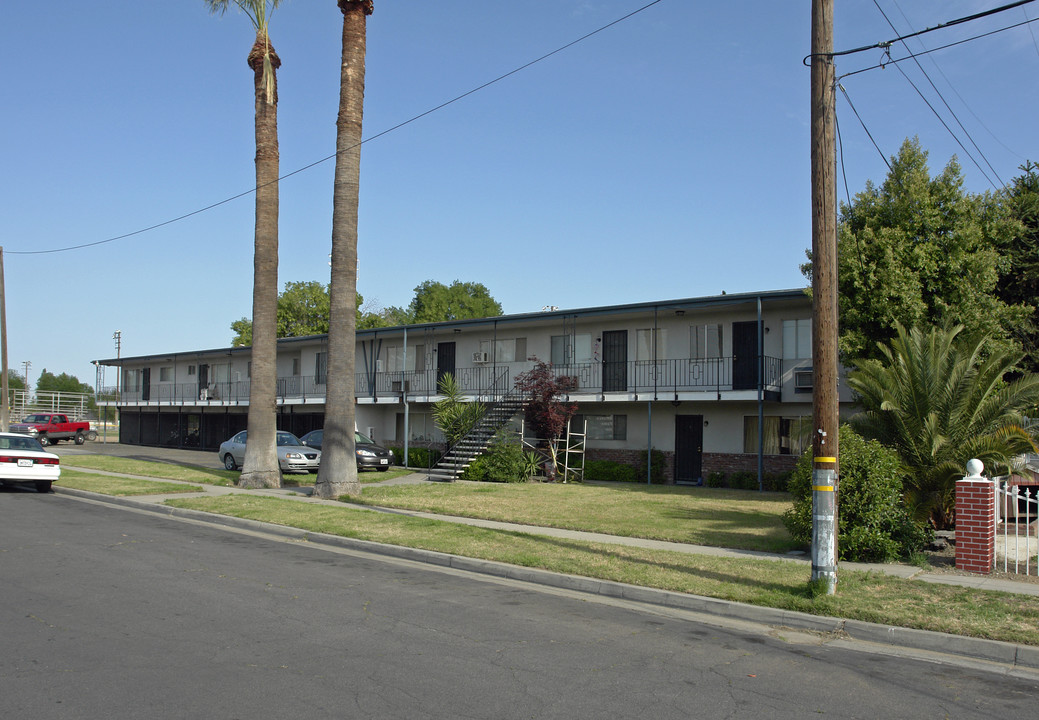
[3, 488, 1037, 720]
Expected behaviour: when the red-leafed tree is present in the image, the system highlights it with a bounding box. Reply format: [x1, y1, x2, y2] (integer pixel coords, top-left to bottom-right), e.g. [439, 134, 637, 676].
[514, 359, 578, 480]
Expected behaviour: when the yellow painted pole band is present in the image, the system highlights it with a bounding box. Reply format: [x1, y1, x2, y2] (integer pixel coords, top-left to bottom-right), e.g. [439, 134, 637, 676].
[812, 485, 835, 492]
[814, 456, 837, 463]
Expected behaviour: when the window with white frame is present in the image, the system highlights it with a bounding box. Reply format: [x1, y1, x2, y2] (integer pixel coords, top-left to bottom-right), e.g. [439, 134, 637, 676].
[690, 324, 723, 359]
[572, 414, 627, 441]
[159, 367, 172, 382]
[551, 334, 592, 365]
[742, 415, 811, 455]
[636, 328, 668, 362]
[479, 338, 525, 363]
[124, 369, 141, 391]
[783, 319, 812, 360]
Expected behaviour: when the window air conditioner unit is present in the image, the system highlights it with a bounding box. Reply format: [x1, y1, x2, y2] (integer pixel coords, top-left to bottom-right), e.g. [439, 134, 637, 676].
[473, 352, 489, 363]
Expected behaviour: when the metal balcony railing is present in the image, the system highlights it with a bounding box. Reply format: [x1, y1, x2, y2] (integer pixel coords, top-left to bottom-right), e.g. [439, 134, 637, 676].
[100, 355, 784, 406]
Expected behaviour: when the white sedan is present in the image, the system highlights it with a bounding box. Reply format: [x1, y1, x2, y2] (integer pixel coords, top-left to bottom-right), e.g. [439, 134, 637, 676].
[0, 432, 60, 493]
[218, 430, 321, 473]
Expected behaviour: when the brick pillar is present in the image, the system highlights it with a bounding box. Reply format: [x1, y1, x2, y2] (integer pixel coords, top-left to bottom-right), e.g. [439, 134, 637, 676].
[955, 475, 996, 574]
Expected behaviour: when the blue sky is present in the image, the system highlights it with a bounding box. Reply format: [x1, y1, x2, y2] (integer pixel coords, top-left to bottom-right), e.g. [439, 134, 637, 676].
[3, 1, 1037, 387]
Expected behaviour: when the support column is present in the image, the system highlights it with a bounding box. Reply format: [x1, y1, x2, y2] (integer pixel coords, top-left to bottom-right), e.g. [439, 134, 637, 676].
[955, 459, 996, 574]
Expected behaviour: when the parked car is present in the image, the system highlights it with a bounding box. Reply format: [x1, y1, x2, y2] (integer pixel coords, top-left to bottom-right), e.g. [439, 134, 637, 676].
[0, 432, 60, 493]
[217, 430, 321, 473]
[300, 429, 394, 471]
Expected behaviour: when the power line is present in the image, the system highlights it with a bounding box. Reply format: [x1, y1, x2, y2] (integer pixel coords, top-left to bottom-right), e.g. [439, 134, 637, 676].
[806, 0, 1038, 62]
[873, 0, 1004, 189]
[8, 0, 666, 257]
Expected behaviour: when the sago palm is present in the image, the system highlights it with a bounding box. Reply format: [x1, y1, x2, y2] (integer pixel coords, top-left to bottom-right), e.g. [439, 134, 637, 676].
[848, 323, 1039, 528]
[205, 0, 283, 488]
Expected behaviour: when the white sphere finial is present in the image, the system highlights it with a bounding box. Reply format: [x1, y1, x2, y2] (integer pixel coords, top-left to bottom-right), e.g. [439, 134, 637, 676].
[966, 459, 984, 477]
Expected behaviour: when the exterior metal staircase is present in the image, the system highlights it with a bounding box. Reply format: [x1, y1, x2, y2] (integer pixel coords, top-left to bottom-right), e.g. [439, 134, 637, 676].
[427, 387, 526, 482]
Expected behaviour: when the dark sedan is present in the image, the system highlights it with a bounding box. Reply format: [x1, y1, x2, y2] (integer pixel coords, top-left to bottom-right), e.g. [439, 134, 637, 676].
[299, 429, 395, 471]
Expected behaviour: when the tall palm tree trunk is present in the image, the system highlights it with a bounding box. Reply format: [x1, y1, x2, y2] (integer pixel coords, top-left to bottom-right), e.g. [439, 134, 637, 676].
[314, 0, 372, 498]
[240, 32, 282, 488]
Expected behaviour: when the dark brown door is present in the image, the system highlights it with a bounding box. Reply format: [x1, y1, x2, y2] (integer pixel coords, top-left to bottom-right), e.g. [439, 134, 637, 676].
[141, 368, 151, 402]
[732, 321, 760, 391]
[436, 342, 456, 389]
[601, 330, 627, 392]
[674, 415, 703, 484]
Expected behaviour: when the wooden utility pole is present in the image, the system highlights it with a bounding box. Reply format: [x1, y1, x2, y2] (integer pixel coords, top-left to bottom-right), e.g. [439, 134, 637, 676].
[810, 0, 839, 594]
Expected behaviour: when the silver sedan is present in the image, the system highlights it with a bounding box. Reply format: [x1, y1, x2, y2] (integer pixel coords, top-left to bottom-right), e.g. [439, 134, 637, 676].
[218, 430, 321, 473]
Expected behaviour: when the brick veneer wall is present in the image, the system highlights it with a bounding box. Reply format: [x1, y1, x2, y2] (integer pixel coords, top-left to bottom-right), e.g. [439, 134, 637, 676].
[584, 450, 798, 485]
[702, 452, 799, 476]
[954, 478, 995, 574]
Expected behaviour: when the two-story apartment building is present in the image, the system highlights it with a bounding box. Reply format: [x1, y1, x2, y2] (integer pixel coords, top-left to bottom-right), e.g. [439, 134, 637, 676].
[96, 288, 853, 483]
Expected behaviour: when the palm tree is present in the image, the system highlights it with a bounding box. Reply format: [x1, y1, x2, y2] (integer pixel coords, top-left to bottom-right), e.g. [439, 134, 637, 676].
[206, 0, 283, 488]
[314, 0, 373, 498]
[848, 323, 1039, 528]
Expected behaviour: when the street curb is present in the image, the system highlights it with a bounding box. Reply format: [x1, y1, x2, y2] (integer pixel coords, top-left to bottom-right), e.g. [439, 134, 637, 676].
[55, 486, 1039, 672]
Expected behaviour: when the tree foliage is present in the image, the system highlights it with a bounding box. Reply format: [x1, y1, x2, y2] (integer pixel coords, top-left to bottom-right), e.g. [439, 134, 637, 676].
[802, 138, 1031, 363]
[847, 323, 1039, 528]
[995, 161, 1039, 371]
[431, 373, 484, 446]
[784, 426, 931, 562]
[231, 283, 385, 345]
[514, 359, 577, 479]
[386, 280, 503, 324]
[36, 370, 93, 395]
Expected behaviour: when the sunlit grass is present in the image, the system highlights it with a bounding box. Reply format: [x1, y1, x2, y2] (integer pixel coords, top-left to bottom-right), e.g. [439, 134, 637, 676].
[358, 481, 799, 553]
[58, 469, 204, 496]
[165, 494, 1039, 646]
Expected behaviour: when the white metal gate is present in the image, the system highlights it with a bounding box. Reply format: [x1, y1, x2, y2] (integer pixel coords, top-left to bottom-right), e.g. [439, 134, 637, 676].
[996, 479, 1038, 576]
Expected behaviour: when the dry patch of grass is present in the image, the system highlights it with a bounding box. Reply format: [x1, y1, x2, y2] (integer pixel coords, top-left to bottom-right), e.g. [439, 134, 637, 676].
[358, 482, 798, 553]
[164, 494, 1039, 646]
[59, 470, 204, 496]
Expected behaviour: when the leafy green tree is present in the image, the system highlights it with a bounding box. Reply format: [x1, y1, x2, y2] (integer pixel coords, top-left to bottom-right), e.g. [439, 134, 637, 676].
[432, 373, 484, 446]
[995, 161, 1039, 371]
[231, 286, 383, 345]
[847, 323, 1039, 528]
[6, 371, 25, 391]
[784, 426, 931, 562]
[387, 280, 503, 324]
[36, 370, 93, 395]
[206, 0, 283, 489]
[802, 138, 1031, 363]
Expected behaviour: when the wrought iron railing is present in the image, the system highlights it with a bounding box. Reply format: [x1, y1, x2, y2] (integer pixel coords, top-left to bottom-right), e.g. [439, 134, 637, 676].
[101, 355, 785, 405]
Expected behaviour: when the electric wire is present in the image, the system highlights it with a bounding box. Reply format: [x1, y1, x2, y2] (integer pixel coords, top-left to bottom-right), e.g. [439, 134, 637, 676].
[874, 0, 1004, 188]
[894, 0, 1028, 162]
[833, 15, 1039, 79]
[805, 0, 1037, 62]
[8, 0, 666, 256]
[836, 83, 892, 176]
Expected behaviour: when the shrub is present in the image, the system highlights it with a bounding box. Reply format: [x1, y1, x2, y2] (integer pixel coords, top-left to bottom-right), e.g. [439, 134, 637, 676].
[390, 446, 442, 468]
[635, 449, 667, 484]
[783, 425, 932, 562]
[704, 471, 727, 488]
[461, 433, 528, 482]
[584, 459, 637, 483]
[762, 471, 791, 493]
[728, 470, 758, 491]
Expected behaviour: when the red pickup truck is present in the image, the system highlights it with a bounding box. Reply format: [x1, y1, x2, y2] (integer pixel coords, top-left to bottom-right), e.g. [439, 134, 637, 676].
[9, 413, 96, 446]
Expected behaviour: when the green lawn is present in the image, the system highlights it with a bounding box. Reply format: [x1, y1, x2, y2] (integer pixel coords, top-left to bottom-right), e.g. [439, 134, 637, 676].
[50, 455, 1039, 647]
[358, 482, 799, 553]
